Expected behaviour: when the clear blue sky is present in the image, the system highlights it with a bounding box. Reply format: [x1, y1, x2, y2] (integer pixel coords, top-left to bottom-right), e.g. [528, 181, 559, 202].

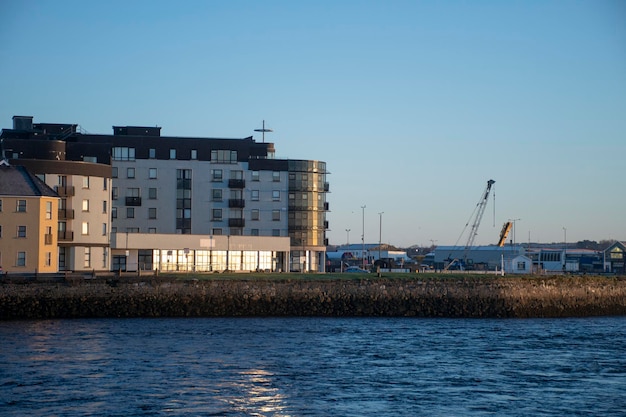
[2, 0, 625, 247]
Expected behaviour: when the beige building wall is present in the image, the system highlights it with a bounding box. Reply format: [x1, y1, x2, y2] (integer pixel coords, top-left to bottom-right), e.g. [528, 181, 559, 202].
[0, 196, 58, 273]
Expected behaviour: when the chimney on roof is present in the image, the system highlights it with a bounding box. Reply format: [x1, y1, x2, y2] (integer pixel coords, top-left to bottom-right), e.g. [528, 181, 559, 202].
[12, 116, 33, 130]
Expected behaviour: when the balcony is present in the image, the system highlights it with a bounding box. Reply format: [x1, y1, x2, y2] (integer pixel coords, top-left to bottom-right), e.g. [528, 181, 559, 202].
[228, 199, 245, 208]
[125, 196, 142, 206]
[228, 218, 245, 228]
[58, 231, 74, 241]
[58, 209, 75, 220]
[54, 185, 75, 197]
[228, 179, 245, 189]
[44, 234, 53, 245]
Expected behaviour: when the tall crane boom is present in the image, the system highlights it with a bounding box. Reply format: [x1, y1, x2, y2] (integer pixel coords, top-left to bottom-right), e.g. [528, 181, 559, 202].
[464, 179, 495, 252]
[445, 179, 496, 271]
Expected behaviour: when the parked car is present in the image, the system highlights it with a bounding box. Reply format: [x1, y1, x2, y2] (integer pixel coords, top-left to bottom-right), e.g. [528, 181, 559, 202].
[344, 266, 370, 273]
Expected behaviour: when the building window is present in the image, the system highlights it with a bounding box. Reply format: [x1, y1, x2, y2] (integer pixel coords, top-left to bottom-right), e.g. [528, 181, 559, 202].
[17, 226, 26, 238]
[45, 201, 52, 219]
[273, 171, 280, 182]
[127, 168, 135, 179]
[103, 201, 107, 213]
[149, 188, 157, 199]
[102, 223, 107, 236]
[17, 252, 26, 267]
[517, 261, 526, 270]
[112, 207, 117, 219]
[251, 229, 259, 236]
[212, 189, 222, 201]
[272, 191, 280, 201]
[45, 252, 51, 267]
[211, 169, 223, 182]
[149, 148, 156, 159]
[148, 228, 157, 234]
[272, 229, 280, 237]
[211, 149, 237, 163]
[251, 209, 259, 221]
[191, 149, 197, 160]
[112, 167, 118, 178]
[170, 149, 176, 159]
[103, 248, 108, 268]
[251, 190, 259, 201]
[0, 200, 2, 212]
[83, 176, 90, 189]
[103, 177, 108, 190]
[126, 227, 139, 233]
[82, 222, 89, 235]
[251, 171, 259, 181]
[212, 228, 222, 235]
[149, 168, 157, 179]
[84, 247, 91, 268]
[112, 187, 118, 200]
[112, 147, 136, 161]
[272, 210, 281, 221]
[0, 225, 2, 237]
[16, 200, 26, 212]
[212, 209, 222, 221]
[148, 208, 157, 219]
[82, 199, 89, 212]
[127, 208, 135, 218]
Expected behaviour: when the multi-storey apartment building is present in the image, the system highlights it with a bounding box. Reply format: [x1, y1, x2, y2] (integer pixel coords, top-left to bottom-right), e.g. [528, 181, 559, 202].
[1, 116, 329, 272]
[0, 162, 59, 273]
[1, 116, 111, 272]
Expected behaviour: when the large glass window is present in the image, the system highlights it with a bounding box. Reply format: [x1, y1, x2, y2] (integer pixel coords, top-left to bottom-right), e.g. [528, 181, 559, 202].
[112, 147, 135, 161]
[211, 150, 237, 163]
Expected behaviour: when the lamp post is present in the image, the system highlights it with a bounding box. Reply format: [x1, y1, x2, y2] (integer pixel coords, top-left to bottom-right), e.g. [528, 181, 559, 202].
[509, 218, 521, 247]
[563, 227, 567, 272]
[378, 212, 384, 265]
[345, 229, 351, 246]
[361, 205, 366, 270]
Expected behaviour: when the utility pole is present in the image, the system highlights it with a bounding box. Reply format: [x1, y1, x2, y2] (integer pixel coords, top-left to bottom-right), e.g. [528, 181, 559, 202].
[361, 205, 366, 270]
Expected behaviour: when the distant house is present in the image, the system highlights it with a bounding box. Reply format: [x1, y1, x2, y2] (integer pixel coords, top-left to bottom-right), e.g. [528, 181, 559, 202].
[604, 241, 626, 274]
[505, 255, 532, 274]
[0, 162, 59, 273]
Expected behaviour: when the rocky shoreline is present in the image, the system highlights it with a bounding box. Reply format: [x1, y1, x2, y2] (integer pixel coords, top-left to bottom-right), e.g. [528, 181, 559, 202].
[1, 275, 625, 319]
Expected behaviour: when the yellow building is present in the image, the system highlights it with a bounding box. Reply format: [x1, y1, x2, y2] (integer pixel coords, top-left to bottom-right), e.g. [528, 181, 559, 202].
[0, 162, 59, 274]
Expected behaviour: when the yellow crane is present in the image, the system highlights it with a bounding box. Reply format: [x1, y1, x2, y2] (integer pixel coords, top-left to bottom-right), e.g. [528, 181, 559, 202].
[497, 222, 513, 247]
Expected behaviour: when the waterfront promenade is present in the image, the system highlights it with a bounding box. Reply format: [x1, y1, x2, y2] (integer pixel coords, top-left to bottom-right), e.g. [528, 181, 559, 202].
[1, 274, 625, 320]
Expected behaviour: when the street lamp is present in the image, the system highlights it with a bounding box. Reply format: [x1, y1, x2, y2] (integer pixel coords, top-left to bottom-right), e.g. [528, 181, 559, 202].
[345, 229, 351, 246]
[361, 205, 366, 270]
[509, 218, 521, 247]
[563, 227, 567, 272]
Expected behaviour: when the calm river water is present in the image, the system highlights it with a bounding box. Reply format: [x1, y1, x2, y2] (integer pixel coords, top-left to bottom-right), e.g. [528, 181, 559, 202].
[1, 317, 625, 416]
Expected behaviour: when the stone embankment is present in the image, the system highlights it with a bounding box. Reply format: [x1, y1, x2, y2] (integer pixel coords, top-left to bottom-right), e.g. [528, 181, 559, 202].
[1, 275, 626, 320]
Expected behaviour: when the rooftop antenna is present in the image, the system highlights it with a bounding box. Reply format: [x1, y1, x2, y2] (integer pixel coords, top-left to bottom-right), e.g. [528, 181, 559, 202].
[254, 120, 273, 143]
